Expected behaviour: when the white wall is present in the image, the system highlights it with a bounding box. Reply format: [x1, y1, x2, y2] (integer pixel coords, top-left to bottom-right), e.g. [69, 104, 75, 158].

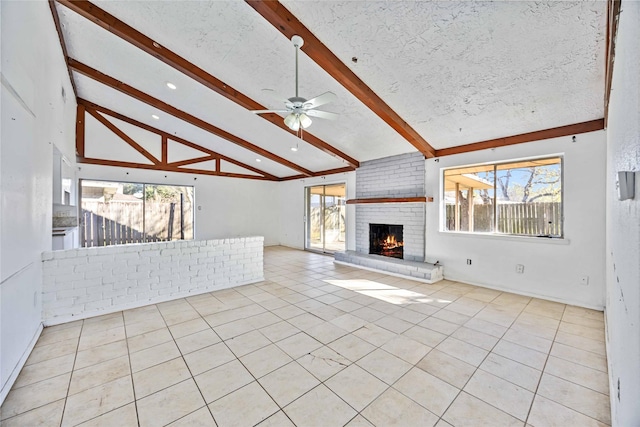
[425, 130, 607, 309]
[605, 0, 640, 424]
[77, 164, 281, 246]
[0, 0, 77, 402]
[277, 171, 355, 251]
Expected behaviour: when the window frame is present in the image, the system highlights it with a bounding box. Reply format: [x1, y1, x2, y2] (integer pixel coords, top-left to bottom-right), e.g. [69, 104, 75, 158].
[440, 155, 564, 239]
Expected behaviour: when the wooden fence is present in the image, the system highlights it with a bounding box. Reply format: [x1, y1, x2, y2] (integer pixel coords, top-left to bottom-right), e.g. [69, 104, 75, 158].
[446, 202, 562, 236]
[81, 200, 194, 247]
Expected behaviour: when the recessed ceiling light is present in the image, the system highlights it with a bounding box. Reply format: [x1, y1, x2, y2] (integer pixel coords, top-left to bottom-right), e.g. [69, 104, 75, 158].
[166, 82, 177, 90]
[256, 159, 262, 162]
[290, 147, 298, 152]
[151, 114, 160, 120]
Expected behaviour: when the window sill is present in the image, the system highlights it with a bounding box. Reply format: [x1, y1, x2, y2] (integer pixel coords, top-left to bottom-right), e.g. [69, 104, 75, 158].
[438, 231, 570, 245]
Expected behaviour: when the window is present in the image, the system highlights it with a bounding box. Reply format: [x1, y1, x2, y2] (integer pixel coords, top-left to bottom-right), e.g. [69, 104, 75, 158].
[443, 157, 563, 237]
[80, 180, 194, 247]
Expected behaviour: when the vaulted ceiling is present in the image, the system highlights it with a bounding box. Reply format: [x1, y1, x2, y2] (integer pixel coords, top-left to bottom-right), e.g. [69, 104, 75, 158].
[52, 0, 607, 180]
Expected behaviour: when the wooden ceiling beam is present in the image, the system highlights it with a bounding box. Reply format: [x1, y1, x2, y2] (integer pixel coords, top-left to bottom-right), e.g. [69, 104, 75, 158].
[69, 59, 313, 176]
[48, 1, 78, 98]
[168, 155, 218, 168]
[246, 0, 436, 158]
[55, 0, 359, 168]
[604, 0, 622, 126]
[279, 166, 354, 181]
[435, 119, 605, 157]
[78, 157, 274, 181]
[77, 98, 280, 180]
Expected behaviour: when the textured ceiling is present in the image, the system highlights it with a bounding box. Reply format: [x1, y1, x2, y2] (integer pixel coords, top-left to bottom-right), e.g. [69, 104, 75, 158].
[56, 0, 606, 178]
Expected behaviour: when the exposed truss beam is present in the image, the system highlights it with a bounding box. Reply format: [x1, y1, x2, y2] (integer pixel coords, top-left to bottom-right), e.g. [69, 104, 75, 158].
[604, 0, 622, 126]
[279, 166, 354, 181]
[55, 0, 359, 168]
[48, 0, 77, 98]
[435, 119, 605, 157]
[77, 99, 280, 181]
[69, 59, 313, 176]
[246, 0, 436, 158]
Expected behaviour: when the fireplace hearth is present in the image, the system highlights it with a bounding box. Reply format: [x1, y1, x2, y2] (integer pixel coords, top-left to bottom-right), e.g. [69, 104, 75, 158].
[369, 223, 403, 259]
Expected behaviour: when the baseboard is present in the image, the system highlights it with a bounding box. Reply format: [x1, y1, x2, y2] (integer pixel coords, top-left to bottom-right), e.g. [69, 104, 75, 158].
[43, 277, 264, 327]
[0, 323, 44, 406]
[604, 307, 616, 426]
[333, 260, 442, 284]
[442, 274, 604, 311]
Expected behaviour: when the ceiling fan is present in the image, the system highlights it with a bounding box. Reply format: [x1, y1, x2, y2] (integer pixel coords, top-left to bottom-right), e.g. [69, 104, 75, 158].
[252, 35, 338, 132]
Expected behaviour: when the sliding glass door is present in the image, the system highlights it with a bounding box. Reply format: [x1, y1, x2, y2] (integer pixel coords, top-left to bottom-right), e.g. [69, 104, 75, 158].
[306, 183, 346, 253]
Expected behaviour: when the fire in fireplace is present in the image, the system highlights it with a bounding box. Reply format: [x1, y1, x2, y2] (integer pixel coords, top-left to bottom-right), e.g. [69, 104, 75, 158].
[369, 223, 404, 259]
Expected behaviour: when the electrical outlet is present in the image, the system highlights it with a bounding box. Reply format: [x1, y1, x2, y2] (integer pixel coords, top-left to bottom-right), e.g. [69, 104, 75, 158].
[516, 264, 525, 274]
[580, 276, 590, 286]
[466, 259, 472, 265]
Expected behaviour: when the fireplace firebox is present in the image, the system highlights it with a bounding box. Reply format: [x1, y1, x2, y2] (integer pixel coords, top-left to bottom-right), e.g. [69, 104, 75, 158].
[369, 224, 404, 259]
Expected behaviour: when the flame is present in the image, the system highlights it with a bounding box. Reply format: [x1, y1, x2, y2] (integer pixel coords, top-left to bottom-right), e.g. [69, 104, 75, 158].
[382, 235, 403, 249]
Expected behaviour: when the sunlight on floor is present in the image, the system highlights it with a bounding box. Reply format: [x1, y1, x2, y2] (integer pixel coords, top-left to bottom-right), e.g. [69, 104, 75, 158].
[323, 279, 454, 305]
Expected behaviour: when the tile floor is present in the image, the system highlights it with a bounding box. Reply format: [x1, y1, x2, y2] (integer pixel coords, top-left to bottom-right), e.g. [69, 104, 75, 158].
[0, 246, 610, 426]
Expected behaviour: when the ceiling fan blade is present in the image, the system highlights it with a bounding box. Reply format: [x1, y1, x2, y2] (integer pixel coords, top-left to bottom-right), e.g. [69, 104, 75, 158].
[305, 109, 339, 120]
[304, 91, 337, 109]
[251, 109, 290, 114]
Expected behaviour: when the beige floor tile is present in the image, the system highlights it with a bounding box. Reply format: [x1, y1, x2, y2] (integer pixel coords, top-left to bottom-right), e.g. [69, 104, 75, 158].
[258, 361, 320, 407]
[492, 340, 547, 370]
[69, 355, 130, 395]
[304, 322, 350, 344]
[515, 312, 560, 333]
[13, 353, 75, 389]
[416, 349, 476, 389]
[332, 299, 364, 313]
[78, 326, 126, 351]
[559, 322, 606, 342]
[503, 329, 553, 354]
[464, 317, 508, 338]
[356, 348, 413, 385]
[0, 398, 65, 427]
[257, 296, 290, 311]
[445, 298, 487, 317]
[402, 325, 448, 347]
[26, 337, 78, 366]
[168, 318, 212, 340]
[288, 313, 325, 330]
[271, 304, 306, 320]
[167, 407, 216, 426]
[247, 311, 282, 328]
[61, 376, 134, 427]
[183, 342, 236, 375]
[74, 340, 128, 370]
[528, 395, 608, 427]
[127, 328, 173, 353]
[544, 356, 609, 394]
[330, 313, 368, 332]
[420, 316, 461, 335]
[226, 330, 271, 357]
[443, 392, 523, 427]
[561, 313, 605, 329]
[550, 342, 607, 372]
[81, 315, 124, 335]
[194, 360, 254, 403]
[352, 324, 397, 347]
[283, 384, 357, 427]
[259, 320, 301, 342]
[392, 307, 428, 324]
[362, 387, 439, 427]
[124, 316, 167, 338]
[137, 379, 205, 427]
[393, 368, 459, 416]
[451, 326, 500, 351]
[479, 353, 542, 392]
[434, 419, 455, 427]
[381, 335, 432, 364]
[309, 305, 346, 322]
[257, 411, 296, 426]
[162, 308, 202, 326]
[464, 369, 534, 421]
[405, 302, 441, 316]
[297, 346, 350, 381]
[345, 414, 375, 426]
[437, 336, 489, 366]
[239, 344, 293, 378]
[352, 306, 386, 322]
[213, 317, 257, 340]
[325, 364, 387, 411]
[130, 340, 181, 373]
[123, 306, 163, 325]
[537, 373, 610, 424]
[133, 357, 192, 398]
[37, 325, 82, 347]
[328, 334, 376, 362]
[77, 403, 137, 427]
[374, 315, 414, 334]
[554, 330, 606, 356]
[275, 332, 323, 359]
[209, 381, 278, 426]
[1, 373, 70, 419]
[176, 329, 221, 354]
[432, 309, 472, 325]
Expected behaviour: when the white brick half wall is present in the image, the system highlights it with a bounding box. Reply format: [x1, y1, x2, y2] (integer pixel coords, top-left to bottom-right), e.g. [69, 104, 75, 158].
[41, 237, 264, 325]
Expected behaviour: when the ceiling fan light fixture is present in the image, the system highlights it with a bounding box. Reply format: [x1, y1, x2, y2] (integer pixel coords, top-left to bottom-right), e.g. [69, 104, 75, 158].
[299, 113, 312, 129]
[284, 113, 299, 131]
